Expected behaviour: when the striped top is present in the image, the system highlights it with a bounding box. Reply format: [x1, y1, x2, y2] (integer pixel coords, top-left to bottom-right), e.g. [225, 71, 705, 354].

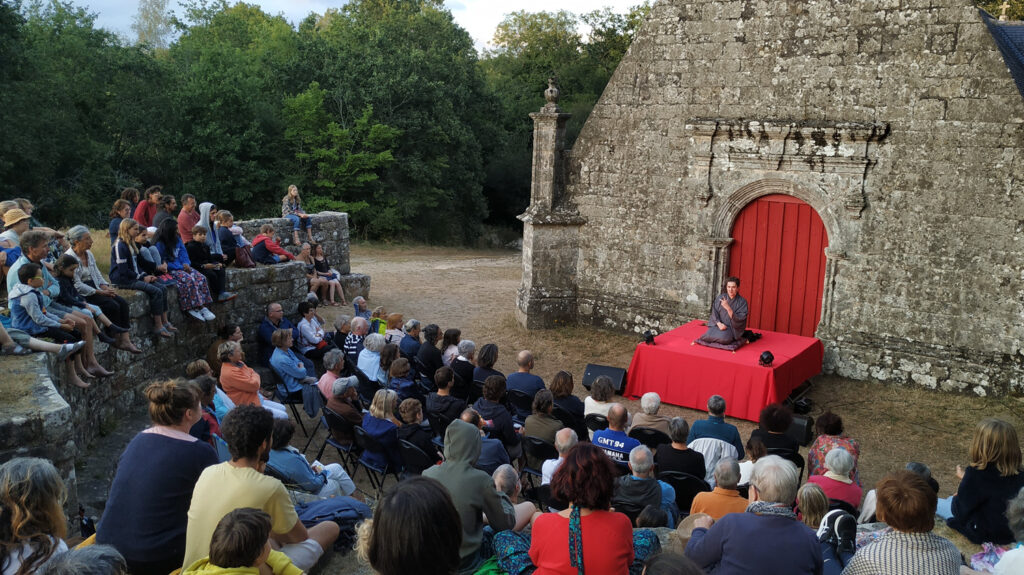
[841, 531, 961, 575]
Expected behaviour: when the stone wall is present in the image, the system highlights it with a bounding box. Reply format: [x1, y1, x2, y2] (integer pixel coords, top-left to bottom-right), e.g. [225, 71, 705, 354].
[238, 211, 352, 275]
[0, 213, 369, 514]
[519, 0, 1024, 395]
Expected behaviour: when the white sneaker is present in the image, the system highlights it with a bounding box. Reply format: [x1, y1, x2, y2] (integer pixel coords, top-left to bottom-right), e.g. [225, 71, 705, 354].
[187, 309, 206, 321]
[200, 307, 216, 321]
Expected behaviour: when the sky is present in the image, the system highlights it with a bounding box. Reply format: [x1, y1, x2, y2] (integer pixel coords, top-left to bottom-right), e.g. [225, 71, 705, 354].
[84, 0, 641, 48]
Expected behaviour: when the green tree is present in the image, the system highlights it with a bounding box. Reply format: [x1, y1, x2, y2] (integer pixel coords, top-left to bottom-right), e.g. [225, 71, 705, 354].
[978, 1, 1024, 20]
[132, 0, 173, 49]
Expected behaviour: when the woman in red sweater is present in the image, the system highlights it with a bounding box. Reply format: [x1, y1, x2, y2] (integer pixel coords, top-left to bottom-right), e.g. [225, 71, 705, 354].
[806, 447, 862, 511]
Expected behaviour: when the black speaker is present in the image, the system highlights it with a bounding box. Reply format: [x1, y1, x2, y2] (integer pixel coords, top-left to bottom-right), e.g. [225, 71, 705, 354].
[787, 415, 815, 447]
[581, 364, 627, 394]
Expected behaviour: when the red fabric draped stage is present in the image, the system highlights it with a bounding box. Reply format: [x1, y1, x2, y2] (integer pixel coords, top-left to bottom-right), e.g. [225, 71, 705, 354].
[624, 320, 823, 422]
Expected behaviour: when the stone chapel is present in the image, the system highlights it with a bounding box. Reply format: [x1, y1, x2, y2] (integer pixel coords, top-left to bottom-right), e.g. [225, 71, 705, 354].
[518, 0, 1024, 395]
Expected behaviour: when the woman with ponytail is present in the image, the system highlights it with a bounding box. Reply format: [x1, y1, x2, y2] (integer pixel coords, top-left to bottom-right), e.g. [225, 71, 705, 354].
[95, 380, 218, 575]
[0, 458, 67, 575]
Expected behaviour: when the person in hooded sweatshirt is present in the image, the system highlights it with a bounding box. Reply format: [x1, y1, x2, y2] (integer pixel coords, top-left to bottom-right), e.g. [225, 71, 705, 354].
[424, 419, 516, 574]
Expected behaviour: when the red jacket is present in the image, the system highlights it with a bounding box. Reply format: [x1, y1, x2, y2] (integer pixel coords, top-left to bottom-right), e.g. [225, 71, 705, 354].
[133, 201, 158, 228]
[252, 234, 294, 260]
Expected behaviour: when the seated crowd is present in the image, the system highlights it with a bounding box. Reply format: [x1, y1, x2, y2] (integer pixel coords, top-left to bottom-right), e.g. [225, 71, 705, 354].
[3, 193, 1024, 575]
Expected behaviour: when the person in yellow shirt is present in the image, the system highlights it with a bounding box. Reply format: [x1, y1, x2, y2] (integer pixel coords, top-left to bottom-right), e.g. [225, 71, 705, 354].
[182, 508, 302, 575]
[689, 459, 749, 520]
[181, 405, 339, 571]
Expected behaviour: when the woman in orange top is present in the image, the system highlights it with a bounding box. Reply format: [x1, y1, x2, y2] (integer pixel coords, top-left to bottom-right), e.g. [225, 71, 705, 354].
[216, 340, 288, 420]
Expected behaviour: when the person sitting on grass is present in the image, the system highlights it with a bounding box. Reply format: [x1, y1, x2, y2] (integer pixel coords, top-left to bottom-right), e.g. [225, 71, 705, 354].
[251, 224, 295, 265]
[185, 226, 236, 303]
[182, 508, 302, 575]
[491, 464, 539, 532]
[267, 419, 355, 497]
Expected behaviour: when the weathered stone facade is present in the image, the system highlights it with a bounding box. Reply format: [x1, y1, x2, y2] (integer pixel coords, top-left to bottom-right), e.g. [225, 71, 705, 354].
[0, 213, 368, 515]
[519, 1, 1024, 395]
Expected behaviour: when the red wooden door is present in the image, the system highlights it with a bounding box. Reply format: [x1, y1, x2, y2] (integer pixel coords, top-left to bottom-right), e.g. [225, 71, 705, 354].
[727, 194, 828, 337]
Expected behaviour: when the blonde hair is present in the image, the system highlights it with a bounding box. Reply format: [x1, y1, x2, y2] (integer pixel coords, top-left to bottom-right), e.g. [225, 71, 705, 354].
[216, 210, 233, 224]
[0, 458, 68, 573]
[797, 483, 829, 529]
[284, 185, 300, 203]
[970, 418, 1023, 477]
[0, 200, 17, 217]
[117, 218, 141, 255]
[144, 379, 200, 427]
[385, 313, 403, 331]
[371, 306, 385, 320]
[185, 359, 212, 378]
[369, 389, 398, 420]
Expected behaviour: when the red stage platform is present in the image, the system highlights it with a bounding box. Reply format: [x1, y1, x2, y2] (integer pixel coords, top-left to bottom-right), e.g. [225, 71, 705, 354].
[624, 320, 823, 422]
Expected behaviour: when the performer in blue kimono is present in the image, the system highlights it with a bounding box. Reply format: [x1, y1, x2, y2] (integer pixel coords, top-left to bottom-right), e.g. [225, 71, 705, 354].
[698, 276, 748, 347]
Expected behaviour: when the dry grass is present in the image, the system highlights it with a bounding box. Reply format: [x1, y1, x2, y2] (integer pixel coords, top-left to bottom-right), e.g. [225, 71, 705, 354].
[89, 229, 112, 277]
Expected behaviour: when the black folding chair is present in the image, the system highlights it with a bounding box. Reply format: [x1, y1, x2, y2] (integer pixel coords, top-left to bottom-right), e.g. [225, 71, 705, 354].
[263, 464, 303, 491]
[314, 406, 360, 474]
[657, 470, 711, 515]
[426, 411, 453, 439]
[520, 436, 559, 488]
[584, 413, 609, 434]
[272, 378, 309, 437]
[353, 425, 401, 499]
[398, 439, 437, 476]
[766, 448, 806, 482]
[467, 379, 485, 405]
[507, 389, 534, 425]
[628, 427, 672, 450]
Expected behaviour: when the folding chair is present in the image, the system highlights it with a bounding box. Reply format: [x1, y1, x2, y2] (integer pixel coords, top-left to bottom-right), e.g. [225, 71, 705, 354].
[628, 427, 672, 450]
[398, 439, 437, 476]
[584, 413, 609, 434]
[520, 436, 558, 488]
[270, 370, 308, 436]
[767, 448, 806, 482]
[468, 379, 485, 405]
[507, 389, 534, 425]
[353, 425, 401, 499]
[314, 406, 360, 475]
[657, 470, 711, 516]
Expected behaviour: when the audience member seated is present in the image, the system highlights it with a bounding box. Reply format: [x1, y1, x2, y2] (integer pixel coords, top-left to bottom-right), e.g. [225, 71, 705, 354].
[37, 545, 128, 575]
[450, 339, 476, 398]
[377, 343, 400, 386]
[989, 487, 1024, 574]
[685, 455, 822, 574]
[738, 435, 766, 487]
[655, 417, 707, 480]
[806, 448, 862, 511]
[632, 392, 671, 436]
[218, 340, 288, 420]
[132, 185, 162, 228]
[297, 301, 336, 363]
[641, 552, 704, 575]
[207, 323, 242, 378]
[472, 375, 521, 459]
[155, 219, 216, 322]
[636, 505, 668, 530]
[687, 394, 745, 458]
[108, 198, 131, 240]
[423, 419, 515, 573]
[416, 323, 444, 380]
[397, 398, 441, 470]
[612, 445, 677, 527]
[689, 459, 748, 520]
[357, 333, 386, 382]
[523, 390, 563, 470]
[64, 226, 139, 353]
[494, 442, 660, 575]
[191, 375, 222, 441]
[215, 211, 239, 266]
[399, 319, 421, 358]
[97, 380, 218, 575]
[361, 389, 403, 473]
[325, 376, 363, 447]
[387, 358, 420, 403]
[311, 243, 346, 305]
[583, 375, 617, 439]
[427, 366, 467, 426]
[352, 296, 371, 320]
[549, 370, 586, 433]
[344, 316, 370, 365]
[268, 419, 355, 497]
[807, 410, 861, 485]
[472, 343, 503, 381]
[842, 471, 961, 575]
[332, 315, 351, 346]
[257, 303, 304, 368]
[749, 403, 801, 453]
[182, 508, 301, 575]
[0, 458, 70, 575]
[382, 313, 404, 344]
[181, 405, 340, 571]
[252, 223, 295, 265]
[110, 219, 172, 337]
[460, 408, 510, 475]
[198, 202, 224, 264]
[316, 348, 346, 400]
[187, 359, 234, 422]
[368, 306, 387, 334]
[176, 194, 200, 241]
[937, 418, 1024, 544]
[185, 226, 235, 303]
[441, 328, 461, 366]
[593, 403, 641, 465]
[492, 464, 540, 532]
[269, 328, 317, 401]
[506, 350, 545, 420]
[795, 483, 828, 531]
[542, 428, 579, 485]
[355, 476, 462, 575]
[151, 194, 176, 229]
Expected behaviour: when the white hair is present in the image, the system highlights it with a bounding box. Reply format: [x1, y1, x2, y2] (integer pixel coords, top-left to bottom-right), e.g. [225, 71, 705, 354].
[824, 447, 855, 477]
[457, 339, 476, 356]
[751, 455, 799, 504]
[628, 445, 654, 476]
[493, 464, 519, 497]
[37, 545, 127, 575]
[363, 332, 386, 352]
[714, 458, 741, 489]
[554, 428, 578, 455]
[640, 392, 661, 415]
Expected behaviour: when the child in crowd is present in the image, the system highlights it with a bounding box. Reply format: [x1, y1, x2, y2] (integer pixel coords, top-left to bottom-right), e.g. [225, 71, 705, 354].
[134, 226, 174, 285]
[181, 508, 302, 575]
[186, 359, 235, 422]
[370, 306, 387, 335]
[310, 243, 346, 306]
[53, 254, 128, 345]
[111, 218, 175, 337]
[251, 224, 294, 265]
[155, 219, 216, 322]
[215, 211, 238, 265]
[9, 263, 91, 388]
[186, 226, 236, 303]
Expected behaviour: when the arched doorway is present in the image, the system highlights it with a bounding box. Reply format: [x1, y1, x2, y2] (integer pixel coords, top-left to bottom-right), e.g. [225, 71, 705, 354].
[727, 194, 829, 337]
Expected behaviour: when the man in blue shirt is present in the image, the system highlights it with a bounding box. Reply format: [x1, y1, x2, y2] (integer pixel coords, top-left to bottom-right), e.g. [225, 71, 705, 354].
[399, 318, 422, 358]
[593, 404, 640, 464]
[257, 302, 313, 373]
[687, 394, 745, 458]
[612, 444, 677, 527]
[506, 350, 546, 419]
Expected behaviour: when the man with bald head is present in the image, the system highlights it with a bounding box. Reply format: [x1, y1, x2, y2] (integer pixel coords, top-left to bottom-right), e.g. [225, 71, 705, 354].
[592, 403, 641, 465]
[505, 349, 545, 419]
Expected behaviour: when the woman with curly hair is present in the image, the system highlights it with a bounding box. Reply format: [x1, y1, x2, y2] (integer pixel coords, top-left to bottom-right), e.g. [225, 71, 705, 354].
[0, 458, 68, 575]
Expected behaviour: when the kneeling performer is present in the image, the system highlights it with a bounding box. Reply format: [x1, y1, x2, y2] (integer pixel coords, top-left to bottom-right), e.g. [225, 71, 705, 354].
[698, 276, 748, 347]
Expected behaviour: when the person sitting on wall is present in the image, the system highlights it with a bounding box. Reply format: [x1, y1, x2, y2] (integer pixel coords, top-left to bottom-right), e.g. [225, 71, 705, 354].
[251, 224, 295, 265]
[696, 276, 749, 349]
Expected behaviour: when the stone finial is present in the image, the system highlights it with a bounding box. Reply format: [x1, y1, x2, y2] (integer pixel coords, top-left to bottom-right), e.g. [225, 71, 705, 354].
[1001, 0, 1010, 20]
[544, 76, 561, 108]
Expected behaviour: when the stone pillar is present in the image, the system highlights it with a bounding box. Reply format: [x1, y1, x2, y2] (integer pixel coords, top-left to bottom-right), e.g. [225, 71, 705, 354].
[516, 78, 586, 329]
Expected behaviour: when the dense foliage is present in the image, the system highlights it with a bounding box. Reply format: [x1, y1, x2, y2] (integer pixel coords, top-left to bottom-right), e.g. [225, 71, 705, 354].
[0, 0, 647, 242]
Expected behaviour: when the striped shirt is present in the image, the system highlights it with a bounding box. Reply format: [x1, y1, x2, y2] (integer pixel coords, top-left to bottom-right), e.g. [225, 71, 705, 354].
[841, 531, 961, 575]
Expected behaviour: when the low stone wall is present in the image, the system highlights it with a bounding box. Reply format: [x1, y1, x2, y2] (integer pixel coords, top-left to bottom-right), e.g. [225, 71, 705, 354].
[0, 213, 369, 516]
[238, 211, 351, 275]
